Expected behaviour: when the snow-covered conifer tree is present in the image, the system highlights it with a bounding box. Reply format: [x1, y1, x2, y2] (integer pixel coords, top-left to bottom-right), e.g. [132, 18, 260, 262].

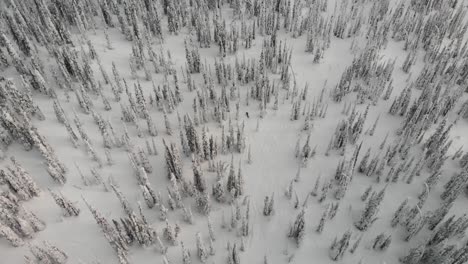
[181, 242, 191, 264]
[196, 232, 208, 263]
[49, 190, 80, 217]
[355, 186, 386, 231]
[288, 208, 306, 246]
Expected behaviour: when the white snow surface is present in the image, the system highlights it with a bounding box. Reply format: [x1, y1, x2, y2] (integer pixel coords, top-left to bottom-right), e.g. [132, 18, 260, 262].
[1, 1, 468, 264]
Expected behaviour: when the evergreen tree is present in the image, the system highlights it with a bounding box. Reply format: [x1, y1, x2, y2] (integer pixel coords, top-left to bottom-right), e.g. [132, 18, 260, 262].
[163, 220, 178, 246]
[195, 191, 211, 215]
[316, 205, 329, 234]
[163, 140, 183, 180]
[192, 155, 206, 193]
[196, 232, 208, 263]
[0, 222, 23, 247]
[400, 244, 425, 264]
[355, 186, 386, 231]
[329, 231, 352, 261]
[49, 190, 80, 217]
[288, 208, 306, 246]
[181, 242, 191, 264]
[391, 198, 409, 228]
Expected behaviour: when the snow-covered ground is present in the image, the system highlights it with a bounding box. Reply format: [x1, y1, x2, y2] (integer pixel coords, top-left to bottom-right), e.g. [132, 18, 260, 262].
[1, 0, 468, 264]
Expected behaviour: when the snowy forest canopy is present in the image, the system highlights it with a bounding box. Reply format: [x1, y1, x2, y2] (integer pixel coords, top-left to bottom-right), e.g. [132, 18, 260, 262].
[1, 0, 468, 263]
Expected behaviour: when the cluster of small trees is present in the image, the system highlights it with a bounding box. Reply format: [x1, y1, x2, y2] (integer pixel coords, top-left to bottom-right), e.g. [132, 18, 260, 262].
[400, 212, 468, 264]
[0, 190, 45, 247]
[1, 157, 40, 201]
[84, 199, 131, 264]
[327, 105, 369, 155]
[25, 241, 68, 264]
